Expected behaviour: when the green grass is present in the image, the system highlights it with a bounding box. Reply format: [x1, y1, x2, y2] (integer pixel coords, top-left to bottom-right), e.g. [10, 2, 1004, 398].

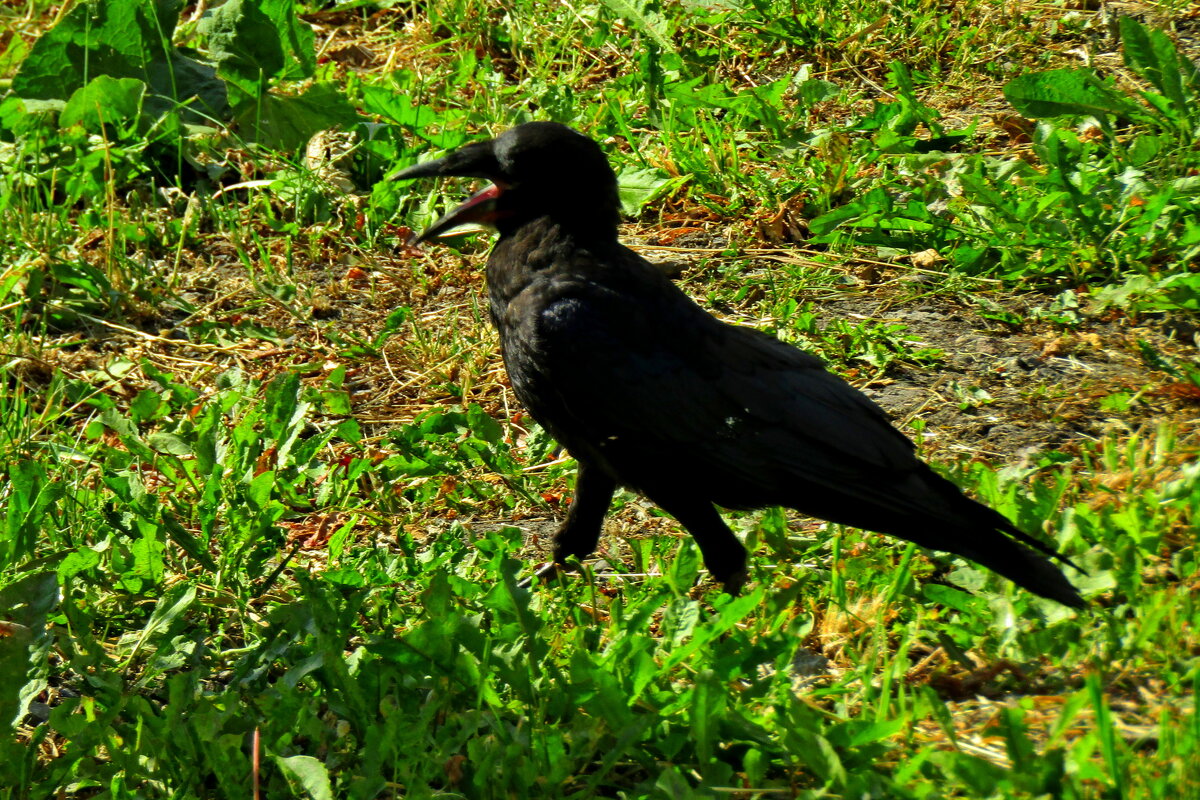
[1, 0, 1198, 797]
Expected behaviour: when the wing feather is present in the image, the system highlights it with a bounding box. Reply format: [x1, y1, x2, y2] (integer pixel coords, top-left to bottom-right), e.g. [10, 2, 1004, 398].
[508, 272, 922, 506]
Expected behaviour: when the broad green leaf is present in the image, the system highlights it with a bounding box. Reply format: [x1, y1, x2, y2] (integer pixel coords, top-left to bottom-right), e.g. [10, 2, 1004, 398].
[263, 372, 302, 440]
[1160, 272, 1200, 311]
[320, 390, 352, 416]
[327, 515, 356, 561]
[464, 404, 503, 445]
[0, 623, 34, 730]
[808, 187, 892, 236]
[0, 96, 61, 139]
[99, 407, 138, 438]
[797, 77, 839, 106]
[617, 166, 683, 215]
[1119, 17, 1199, 127]
[57, 547, 102, 581]
[334, 418, 362, 444]
[0, 573, 59, 729]
[1126, 133, 1164, 165]
[788, 728, 846, 786]
[601, 0, 676, 52]
[126, 529, 167, 586]
[130, 389, 164, 424]
[0, 28, 30, 76]
[234, 83, 358, 152]
[247, 470, 276, 507]
[200, 0, 315, 94]
[12, 0, 180, 100]
[147, 432, 193, 456]
[842, 718, 906, 747]
[359, 87, 466, 148]
[60, 75, 146, 134]
[11, 0, 226, 132]
[1003, 69, 1138, 120]
[922, 583, 983, 613]
[155, 49, 230, 122]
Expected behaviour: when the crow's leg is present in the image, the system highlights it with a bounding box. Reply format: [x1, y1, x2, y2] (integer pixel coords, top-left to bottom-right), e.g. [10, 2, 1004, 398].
[552, 461, 617, 564]
[649, 495, 749, 594]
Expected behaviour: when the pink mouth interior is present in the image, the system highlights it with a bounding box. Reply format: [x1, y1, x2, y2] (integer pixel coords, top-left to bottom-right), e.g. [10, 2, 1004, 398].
[457, 183, 504, 213]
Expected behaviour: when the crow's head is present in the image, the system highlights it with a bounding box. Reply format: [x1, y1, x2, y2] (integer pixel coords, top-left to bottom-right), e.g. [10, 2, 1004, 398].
[392, 122, 621, 243]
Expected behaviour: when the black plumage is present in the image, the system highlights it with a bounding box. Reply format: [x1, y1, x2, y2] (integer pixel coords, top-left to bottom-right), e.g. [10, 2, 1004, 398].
[393, 121, 1085, 608]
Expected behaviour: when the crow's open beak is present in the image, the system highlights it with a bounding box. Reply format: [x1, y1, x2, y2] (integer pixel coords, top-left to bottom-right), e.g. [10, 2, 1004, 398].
[391, 141, 508, 245]
[408, 183, 505, 244]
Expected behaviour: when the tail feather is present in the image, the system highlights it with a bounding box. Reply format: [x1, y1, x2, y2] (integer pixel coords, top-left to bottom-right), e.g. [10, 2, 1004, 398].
[822, 464, 1088, 608]
[954, 524, 1086, 608]
[784, 463, 1087, 607]
[912, 471, 1087, 608]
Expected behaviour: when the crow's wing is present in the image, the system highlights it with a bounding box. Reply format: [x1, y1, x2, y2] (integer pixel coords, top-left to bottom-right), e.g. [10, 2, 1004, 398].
[508, 270, 926, 505]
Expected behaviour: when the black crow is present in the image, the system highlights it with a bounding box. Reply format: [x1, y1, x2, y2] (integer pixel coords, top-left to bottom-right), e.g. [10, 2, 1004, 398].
[392, 121, 1085, 608]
